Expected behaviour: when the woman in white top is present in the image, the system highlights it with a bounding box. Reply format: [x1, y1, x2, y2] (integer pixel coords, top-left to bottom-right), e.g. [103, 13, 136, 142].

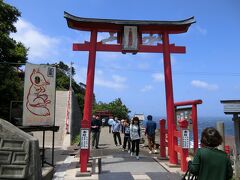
[130, 117, 141, 160]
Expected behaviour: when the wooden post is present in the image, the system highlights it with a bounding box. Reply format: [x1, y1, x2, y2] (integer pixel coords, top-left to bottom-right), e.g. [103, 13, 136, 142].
[233, 114, 240, 179]
[192, 104, 198, 152]
[159, 119, 167, 158]
[179, 119, 189, 172]
[216, 121, 225, 151]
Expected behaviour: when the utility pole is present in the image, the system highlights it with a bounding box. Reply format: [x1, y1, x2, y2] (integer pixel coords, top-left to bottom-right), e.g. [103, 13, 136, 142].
[70, 62, 73, 92]
[66, 62, 73, 134]
[69, 62, 73, 134]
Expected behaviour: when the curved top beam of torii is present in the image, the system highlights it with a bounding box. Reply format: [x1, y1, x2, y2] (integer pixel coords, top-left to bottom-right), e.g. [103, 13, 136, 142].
[64, 11, 197, 172]
[64, 11, 195, 34]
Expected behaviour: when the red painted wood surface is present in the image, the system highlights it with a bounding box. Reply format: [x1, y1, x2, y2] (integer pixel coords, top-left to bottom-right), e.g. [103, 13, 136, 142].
[160, 119, 167, 158]
[65, 13, 195, 173]
[80, 30, 97, 172]
[73, 42, 186, 54]
[174, 100, 202, 152]
[162, 32, 178, 164]
[179, 120, 189, 172]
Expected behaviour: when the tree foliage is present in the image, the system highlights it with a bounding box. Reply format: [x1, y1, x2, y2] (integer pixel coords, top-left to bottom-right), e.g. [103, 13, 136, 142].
[0, 0, 28, 64]
[55, 61, 89, 115]
[0, 0, 28, 120]
[93, 98, 131, 119]
[0, 1, 127, 122]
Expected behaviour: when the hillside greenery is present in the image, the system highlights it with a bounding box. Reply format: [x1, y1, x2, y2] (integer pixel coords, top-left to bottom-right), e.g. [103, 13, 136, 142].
[0, 0, 130, 122]
[93, 98, 131, 119]
[0, 0, 28, 120]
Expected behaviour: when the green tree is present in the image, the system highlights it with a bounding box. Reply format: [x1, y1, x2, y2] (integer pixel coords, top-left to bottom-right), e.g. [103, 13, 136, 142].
[55, 61, 93, 115]
[0, 0, 27, 64]
[57, 61, 75, 76]
[0, 0, 28, 120]
[93, 98, 131, 119]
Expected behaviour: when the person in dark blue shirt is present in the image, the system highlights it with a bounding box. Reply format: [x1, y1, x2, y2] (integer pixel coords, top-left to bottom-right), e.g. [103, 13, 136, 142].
[145, 115, 157, 154]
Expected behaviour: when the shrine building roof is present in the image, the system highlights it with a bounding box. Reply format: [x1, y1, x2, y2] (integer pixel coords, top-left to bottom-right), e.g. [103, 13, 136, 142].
[64, 11, 196, 34]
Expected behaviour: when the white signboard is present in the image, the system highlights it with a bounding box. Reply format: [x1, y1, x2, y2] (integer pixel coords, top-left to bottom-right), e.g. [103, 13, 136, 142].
[221, 100, 240, 114]
[223, 104, 240, 113]
[122, 26, 138, 51]
[182, 129, 190, 149]
[80, 129, 89, 149]
[23, 63, 56, 126]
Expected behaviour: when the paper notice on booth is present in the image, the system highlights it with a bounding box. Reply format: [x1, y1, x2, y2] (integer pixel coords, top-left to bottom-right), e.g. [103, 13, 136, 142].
[182, 130, 190, 149]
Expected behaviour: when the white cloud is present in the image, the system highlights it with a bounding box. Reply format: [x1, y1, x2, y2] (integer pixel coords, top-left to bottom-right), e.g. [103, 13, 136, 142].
[11, 18, 60, 62]
[74, 67, 127, 90]
[152, 73, 164, 82]
[96, 69, 104, 75]
[74, 67, 87, 84]
[95, 74, 127, 90]
[159, 56, 177, 65]
[141, 85, 153, 92]
[137, 62, 150, 70]
[171, 56, 177, 65]
[112, 75, 126, 83]
[98, 52, 122, 61]
[196, 25, 207, 35]
[191, 80, 218, 91]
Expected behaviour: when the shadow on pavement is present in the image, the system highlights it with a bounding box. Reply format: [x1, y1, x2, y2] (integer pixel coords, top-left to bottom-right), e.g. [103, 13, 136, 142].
[99, 172, 134, 180]
[146, 172, 182, 180]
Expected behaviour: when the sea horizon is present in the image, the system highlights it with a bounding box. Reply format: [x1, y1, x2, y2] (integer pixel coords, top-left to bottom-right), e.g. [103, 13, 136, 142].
[142, 116, 235, 136]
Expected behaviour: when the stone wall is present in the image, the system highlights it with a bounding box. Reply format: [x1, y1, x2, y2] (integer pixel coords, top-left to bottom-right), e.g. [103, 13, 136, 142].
[0, 119, 41, 179]
[32, 91, 68, 147]
[71, 92, 82, 143]
[33, 91, 82, 147]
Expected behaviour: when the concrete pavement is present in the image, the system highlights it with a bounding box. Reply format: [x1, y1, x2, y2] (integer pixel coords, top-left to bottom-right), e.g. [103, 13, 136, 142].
[53, 126, 182, 180]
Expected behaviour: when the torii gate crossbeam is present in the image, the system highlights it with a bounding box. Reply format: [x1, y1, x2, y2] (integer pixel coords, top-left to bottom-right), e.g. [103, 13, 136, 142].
[64, 12, 195, 173]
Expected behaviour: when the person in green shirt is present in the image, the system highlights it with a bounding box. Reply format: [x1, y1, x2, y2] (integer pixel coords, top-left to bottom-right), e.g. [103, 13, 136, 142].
[188, 127, 233, 180]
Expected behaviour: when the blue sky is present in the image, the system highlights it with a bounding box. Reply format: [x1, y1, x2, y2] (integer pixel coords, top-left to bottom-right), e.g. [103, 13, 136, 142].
[6, 0, 240, 117]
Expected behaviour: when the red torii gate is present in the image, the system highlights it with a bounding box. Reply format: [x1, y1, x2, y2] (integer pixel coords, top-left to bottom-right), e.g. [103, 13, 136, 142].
[64, 12, 195, 173]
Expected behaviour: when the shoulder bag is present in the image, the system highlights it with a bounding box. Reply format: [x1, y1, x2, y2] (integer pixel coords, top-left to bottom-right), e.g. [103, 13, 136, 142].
[182, 169, 198, 180]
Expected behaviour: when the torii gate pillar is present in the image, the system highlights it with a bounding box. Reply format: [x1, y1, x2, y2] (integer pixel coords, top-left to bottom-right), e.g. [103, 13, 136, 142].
[80, 30, 97, 172]
[162, 32, 178, 164]
[64, 12, 195, 173]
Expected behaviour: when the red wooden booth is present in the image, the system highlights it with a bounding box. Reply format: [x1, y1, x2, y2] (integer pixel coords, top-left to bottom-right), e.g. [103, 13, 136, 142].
[95, 110, 112, 118]
[160, 100, 202, 171]
[64, 12, 195, 173]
